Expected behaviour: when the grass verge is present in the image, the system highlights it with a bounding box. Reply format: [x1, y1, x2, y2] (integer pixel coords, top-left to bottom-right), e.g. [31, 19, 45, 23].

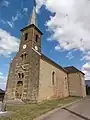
[0, 97, 81, 120]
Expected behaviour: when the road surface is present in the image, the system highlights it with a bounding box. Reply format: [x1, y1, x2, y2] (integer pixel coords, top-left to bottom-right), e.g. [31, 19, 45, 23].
[42, 97, 90, 120]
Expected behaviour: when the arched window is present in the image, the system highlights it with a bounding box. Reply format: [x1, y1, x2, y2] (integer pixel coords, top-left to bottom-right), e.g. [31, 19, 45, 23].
[21, 53, 28, 61]
[25, 33, 28, 40]
[18, 73, 21, 79]
[21, 54, 23, 61]
[24, 53, 27, 59]
[35, 35, 38, 42]
[18, 73, 24, 79]
[17, 81, 23, 86]
[65, 77, 67, 89]
[22, 73, 24, 78]
[52, 72, 55, 85]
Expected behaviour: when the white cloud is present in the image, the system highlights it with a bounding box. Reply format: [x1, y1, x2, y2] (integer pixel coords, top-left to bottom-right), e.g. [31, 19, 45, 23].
[12, 12, 22, 22]
[0, 28, 19, 57]
[66, 52, 74, 60]
[82, 63, 90, 80]
[81, 52, 90, 79]
[0, 72, 7, 90]
[0, 72, 3, 76]
[36, 0, 46, 13]
[7, 12, 22, 28]
[81, 55, 90, 61]
[36, 0, 90, 52]
[36, 0, 90, 79]
[7, 8, 28, 28]
[1, 19, 6, 24]
[7, 21, 13, 28]
[3, 0, 10, 7]
[23, 8, 28, 13]
[81, 51, 90, 61]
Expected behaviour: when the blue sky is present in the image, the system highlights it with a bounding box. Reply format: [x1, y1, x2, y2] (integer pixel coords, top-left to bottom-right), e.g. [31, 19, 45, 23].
[0, 0, 89, 90]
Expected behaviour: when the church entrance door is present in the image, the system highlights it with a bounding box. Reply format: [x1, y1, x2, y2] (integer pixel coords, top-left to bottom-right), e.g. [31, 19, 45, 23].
[15, 81, 23, 99]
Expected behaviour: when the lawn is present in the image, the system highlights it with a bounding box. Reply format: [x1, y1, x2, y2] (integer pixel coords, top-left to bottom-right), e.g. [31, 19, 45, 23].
[0, 97, 80, 120]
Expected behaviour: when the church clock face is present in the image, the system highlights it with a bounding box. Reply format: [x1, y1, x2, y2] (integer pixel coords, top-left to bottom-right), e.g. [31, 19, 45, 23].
[35, 46, 38, 51]
[23, 44, 27, 49]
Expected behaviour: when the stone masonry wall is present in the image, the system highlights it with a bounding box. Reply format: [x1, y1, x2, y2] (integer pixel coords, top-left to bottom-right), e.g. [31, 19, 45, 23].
[38, 58, 69, 102]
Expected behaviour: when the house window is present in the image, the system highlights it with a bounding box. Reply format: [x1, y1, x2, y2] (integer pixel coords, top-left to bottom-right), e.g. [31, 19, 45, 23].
[25, 33, 28, 40]
[52, 72, 55, 85]
[35, 35, 38, 42]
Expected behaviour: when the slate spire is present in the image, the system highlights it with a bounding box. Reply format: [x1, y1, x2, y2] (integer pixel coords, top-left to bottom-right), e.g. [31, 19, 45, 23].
[29, 0, 37, 27]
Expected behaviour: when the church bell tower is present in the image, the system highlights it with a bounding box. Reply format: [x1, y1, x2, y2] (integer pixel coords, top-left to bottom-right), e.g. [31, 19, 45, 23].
[5, 0, 43, 103]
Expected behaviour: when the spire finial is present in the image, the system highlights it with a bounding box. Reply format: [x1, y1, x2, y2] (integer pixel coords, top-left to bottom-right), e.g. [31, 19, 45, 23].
[29, 0, 37, 27]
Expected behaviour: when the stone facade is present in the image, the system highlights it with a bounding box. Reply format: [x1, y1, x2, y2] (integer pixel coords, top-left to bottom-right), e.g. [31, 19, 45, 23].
[5, 25, 42, 103]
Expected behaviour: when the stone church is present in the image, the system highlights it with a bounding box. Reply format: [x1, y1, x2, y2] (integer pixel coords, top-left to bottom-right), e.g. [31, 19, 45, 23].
[4, 1, 86, 103]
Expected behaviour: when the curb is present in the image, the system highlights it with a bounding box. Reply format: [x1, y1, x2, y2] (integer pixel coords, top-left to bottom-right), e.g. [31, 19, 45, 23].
[34, 98, 85, 120]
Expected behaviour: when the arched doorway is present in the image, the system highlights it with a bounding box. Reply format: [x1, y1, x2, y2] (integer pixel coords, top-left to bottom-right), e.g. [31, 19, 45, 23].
[15, 81, 23, 99]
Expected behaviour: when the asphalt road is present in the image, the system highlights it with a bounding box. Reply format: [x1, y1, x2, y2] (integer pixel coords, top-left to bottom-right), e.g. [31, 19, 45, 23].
[42, 97, 90, 120]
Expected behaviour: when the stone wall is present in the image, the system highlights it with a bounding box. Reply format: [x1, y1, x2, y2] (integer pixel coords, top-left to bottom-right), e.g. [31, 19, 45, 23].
[38, 58, 69, 102]
[68, 72, 86, 97]
[4, 60, 16, 101]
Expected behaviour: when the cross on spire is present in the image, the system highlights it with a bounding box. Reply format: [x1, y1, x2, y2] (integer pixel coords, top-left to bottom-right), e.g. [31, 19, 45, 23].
[29, 0, 37, 27]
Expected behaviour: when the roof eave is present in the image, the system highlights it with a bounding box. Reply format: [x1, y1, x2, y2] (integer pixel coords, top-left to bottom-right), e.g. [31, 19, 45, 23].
[20, 24, 43, 35]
